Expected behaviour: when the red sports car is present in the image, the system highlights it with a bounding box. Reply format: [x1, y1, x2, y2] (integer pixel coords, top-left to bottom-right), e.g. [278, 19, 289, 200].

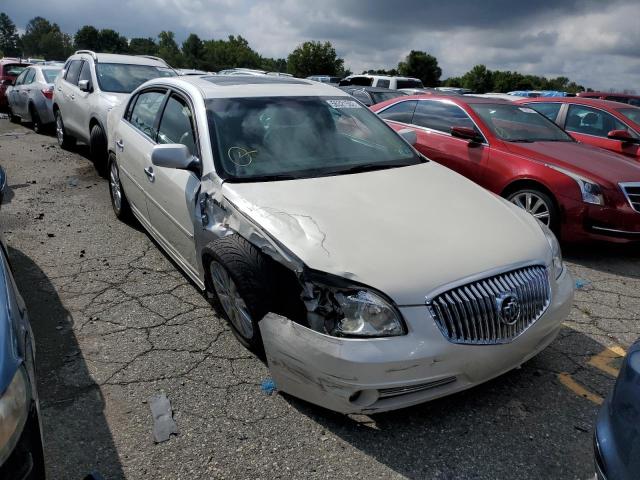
[517, 97, 640, 162]
[371, 95, 640, 243]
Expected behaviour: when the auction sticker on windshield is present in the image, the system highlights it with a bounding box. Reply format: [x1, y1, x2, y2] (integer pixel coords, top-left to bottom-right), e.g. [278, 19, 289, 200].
[518, 107, 538, 114]
[327, 99, 361, 109]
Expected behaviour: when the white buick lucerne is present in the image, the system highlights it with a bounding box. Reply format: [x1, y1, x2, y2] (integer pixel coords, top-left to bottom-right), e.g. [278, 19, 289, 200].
[107, 75, 574, 414]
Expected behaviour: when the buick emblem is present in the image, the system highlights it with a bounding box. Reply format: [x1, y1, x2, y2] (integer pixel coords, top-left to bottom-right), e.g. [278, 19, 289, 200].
[497, 293, 521, 326]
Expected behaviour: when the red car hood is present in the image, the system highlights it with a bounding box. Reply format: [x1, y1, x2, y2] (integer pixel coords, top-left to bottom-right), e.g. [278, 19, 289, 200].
[502, 141, 640, 185]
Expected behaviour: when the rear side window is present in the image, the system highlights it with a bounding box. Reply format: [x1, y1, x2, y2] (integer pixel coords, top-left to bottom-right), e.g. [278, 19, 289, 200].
[376, 79, 390, 88]
[157, 95, 197, 155]
[64, 60, 83, 85]
[129, 90, 167, 140]
[527, 102, 562, 122]
[24, 69, 36, 84]
[378, 100, 417, 123]
[565, 104, 632, 138]
[412, 101, 476, 133]
[14, 70, 28, 86]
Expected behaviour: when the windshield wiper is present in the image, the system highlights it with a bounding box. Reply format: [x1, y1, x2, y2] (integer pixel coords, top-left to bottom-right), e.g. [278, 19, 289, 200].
[226, 173, 300, 183]
[327, 161, 423, 176]
[507, 139, 535, 143]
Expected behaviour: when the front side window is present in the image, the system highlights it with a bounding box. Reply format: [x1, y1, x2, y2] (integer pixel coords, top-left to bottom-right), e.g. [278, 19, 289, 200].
[158, 95, 197, 155]
[79, 62, 92, 84]
[376, 79, 390, 88]
[527, 102, 562, 122]
[13, 70, 28, 86]
[413, 101, 477, 134]
[471, 104, 573, 142]
[24, 69, 36, 84]
[207, 96, 422, 181]
[378, 100, 417, 123]
[65, 60, 83, 85]
[565, 104, 630, 138]
[370, 91, 406, 105]
[95, 63, 176, 93]
[129, 90, 166, 139]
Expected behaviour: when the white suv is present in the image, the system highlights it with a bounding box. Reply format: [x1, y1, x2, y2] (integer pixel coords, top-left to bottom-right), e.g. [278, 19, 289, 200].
[107, 75, 573, 414]
[340, 74, 424, 90]
[53, 50, 175, 173]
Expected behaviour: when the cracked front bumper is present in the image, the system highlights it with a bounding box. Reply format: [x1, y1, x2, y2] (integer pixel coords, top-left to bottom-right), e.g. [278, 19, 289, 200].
[260, 267, 574, 414]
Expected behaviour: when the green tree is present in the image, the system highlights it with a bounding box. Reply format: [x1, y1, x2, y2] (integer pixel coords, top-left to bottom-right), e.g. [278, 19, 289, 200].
[97, 29, 128, 53]
[441, 77, 463, 88]
[286, 41, 344, 77]
[129, 37, 158, 56]
[21, 17, 72, 59]
[201, 35, 262, 71]
[74, 25, 99, 51]
[397, 50, 441, 86]
[181, 33, 203, 68]
[0, 13, 20, 57]
[461, 64, 493, 93]
[157, 31, 182, 67]
[261, 57, 287, 73]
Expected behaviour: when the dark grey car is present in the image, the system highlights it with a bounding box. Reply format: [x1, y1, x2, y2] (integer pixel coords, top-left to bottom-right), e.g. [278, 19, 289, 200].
[6, 64, 63, 133]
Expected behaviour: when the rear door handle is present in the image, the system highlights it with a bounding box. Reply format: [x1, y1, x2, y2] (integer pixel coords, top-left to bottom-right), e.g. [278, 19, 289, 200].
[144, 166, 155, 182]
[115, 139, 124, 151]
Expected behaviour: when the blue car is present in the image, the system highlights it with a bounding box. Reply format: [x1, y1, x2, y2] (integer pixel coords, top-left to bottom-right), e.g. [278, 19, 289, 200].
[0, 166, 46, 479]
[594, 340, 640, 480]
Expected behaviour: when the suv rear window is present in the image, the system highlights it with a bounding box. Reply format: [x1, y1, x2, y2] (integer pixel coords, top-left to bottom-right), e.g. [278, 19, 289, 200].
[396, 79, 424, 89]
[2, 64, 28, 77]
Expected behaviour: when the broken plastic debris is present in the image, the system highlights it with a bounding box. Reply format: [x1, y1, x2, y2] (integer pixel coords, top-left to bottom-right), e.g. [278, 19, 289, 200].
[149, 393, 178, 443]
[575, 279, 591, 289]
[261, 378, 277, 395]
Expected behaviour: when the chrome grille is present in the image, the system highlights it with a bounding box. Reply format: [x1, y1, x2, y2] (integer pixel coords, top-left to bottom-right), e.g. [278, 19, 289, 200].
[620, 182, 640, 213]
[428, 265, 550, 345]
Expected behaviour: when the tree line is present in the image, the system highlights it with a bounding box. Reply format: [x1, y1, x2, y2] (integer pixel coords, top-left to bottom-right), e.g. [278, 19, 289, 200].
[0, 12, 587, 92]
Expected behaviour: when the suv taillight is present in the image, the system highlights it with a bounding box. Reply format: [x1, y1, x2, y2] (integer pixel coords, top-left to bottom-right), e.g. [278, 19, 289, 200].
[41, 88, 53, 100]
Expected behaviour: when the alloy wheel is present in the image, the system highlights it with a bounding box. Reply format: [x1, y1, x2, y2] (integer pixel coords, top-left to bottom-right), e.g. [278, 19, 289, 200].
[209, 261, 254, 339]
[109, 160, 122, 213]
[510, 191, 551, 226]
[55, 114, 64, 145]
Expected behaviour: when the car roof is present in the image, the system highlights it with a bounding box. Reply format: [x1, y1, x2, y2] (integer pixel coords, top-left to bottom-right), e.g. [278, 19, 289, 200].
[70, 52, 169, 67]
[578, 91, 640, 99]
[146, 75, 351, 99]
[519, 96, 638, 110]
[346, 74, 420, 81]
[341, 86, 405, 93]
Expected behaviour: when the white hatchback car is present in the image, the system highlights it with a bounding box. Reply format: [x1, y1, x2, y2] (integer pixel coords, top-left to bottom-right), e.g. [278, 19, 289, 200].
[107, 75, 574, 414]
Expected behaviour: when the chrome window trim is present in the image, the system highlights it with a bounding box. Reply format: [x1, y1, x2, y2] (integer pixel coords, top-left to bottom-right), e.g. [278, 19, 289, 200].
[376, 98, 490, 146]
[565, 103, 640, 139]
[619, 181, 640, 213]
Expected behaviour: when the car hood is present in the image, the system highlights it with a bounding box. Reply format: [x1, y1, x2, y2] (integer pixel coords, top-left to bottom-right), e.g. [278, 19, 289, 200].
[221, 162, 551, 305]
[502, 141, 640, 185]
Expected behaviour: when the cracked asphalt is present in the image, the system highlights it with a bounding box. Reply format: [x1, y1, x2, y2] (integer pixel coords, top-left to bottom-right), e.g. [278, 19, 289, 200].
[1, 118, 639, 480]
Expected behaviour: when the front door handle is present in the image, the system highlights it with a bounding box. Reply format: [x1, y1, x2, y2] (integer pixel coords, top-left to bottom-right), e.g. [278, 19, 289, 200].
[144, 166, 155, 182]
[115, 139, 124, 151]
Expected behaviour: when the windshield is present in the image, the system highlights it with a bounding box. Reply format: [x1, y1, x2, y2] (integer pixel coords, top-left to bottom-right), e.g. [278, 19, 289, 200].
[396, 79, 424, 89]
[370, 91, 406, 105]
[42, 68, 61, 83]
[3, 64, 27, 77]
[206, 96, 422, 181]
[471, 104, 574, 142]
[617, 108, 640, 125]
[95, 63, 176, 93]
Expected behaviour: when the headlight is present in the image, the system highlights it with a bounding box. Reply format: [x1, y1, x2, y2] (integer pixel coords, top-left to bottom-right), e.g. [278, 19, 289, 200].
[539, 221, 564, 279]
[548, 165, 604, 205]
[0, 367, 29, 465]
[303, 277, 406, 337]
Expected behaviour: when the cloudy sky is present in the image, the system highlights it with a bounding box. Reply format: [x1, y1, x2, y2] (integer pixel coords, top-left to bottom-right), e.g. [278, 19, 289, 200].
[4, 0, 640, 90]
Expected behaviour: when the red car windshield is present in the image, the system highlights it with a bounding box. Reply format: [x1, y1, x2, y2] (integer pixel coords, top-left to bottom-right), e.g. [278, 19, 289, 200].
[471, 104, 574, 142]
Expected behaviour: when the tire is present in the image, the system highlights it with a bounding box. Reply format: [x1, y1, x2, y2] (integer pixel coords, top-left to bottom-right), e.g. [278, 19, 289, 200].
[8, 105, 20, 123]
[205, 235, 277, 353]
[55, 110, 76, 149]
[507, 188, 558, 232]
[108, 153, 132, 221]
[29, 104, 42, 134]
[90, 124, 108, 177]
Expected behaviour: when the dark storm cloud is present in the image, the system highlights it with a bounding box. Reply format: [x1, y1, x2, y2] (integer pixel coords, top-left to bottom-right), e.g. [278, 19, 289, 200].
[4, 0, 640, 90]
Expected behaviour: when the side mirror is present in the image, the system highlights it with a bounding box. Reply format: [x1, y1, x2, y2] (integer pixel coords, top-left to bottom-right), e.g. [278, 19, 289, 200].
[607, 129, 636, 143]
[451, 126, 483, 143]
[397, 128, 417, 146]
[78, 79, 91, 92]
[1, 79, 14, 86]
[151, 144, 199, 171]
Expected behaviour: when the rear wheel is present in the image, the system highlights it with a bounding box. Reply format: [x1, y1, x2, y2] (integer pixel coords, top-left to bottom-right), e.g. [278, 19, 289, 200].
[108, 153, 132, 221]
[29, 104, 42, 134]
[55, 111, 76, 149]
[205, 235, 277, 353]
[90, 124, 108, 177]
[507, 188, 558, 230]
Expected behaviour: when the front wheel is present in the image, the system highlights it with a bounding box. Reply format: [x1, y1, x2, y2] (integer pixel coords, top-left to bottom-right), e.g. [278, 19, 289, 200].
[55, 111, 76, 149]
[507, 188, 558, 231]
[108, 153, 132, 221]
[90, 124, 108, 177]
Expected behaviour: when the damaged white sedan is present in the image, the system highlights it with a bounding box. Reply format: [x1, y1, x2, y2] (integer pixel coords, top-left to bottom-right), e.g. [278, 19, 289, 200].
[107, 75, 574, 414]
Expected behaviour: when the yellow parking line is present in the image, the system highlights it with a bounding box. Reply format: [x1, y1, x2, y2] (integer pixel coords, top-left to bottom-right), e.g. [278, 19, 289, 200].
[588, 345, 627, 378]
[557, 373, 604, 405]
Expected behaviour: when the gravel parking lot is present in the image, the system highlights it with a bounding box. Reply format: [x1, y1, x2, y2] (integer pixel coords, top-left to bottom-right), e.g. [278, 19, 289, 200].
[1, 118, 639, 480]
